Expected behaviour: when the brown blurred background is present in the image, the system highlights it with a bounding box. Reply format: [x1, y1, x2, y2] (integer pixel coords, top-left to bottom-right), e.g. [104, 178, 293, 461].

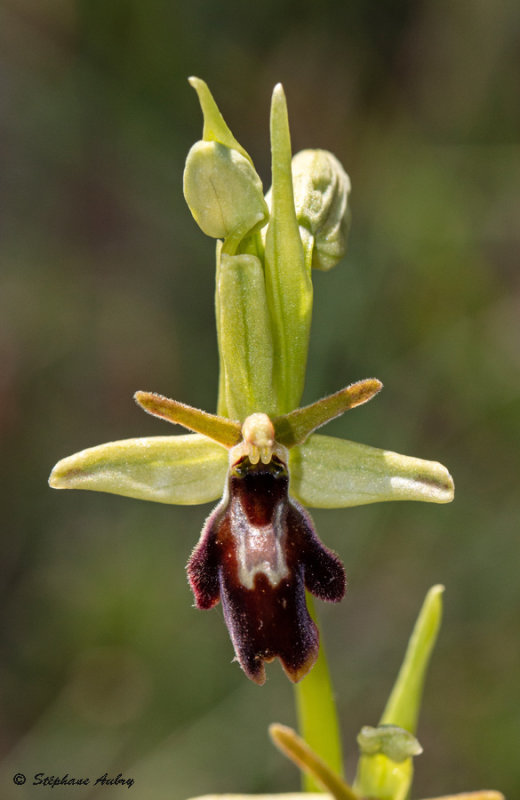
[1, 1, 519, 797]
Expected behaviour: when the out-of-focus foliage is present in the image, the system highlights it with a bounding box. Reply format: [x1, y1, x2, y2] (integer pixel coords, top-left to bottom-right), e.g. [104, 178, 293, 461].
[1, 1, 519, 798]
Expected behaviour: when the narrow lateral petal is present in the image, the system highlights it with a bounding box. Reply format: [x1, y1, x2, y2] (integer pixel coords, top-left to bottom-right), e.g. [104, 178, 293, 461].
[134, 391, 242, 447]
[274, 378, 382, 448]
[49, 434, 228, 505]
[289, 434, 454, 509]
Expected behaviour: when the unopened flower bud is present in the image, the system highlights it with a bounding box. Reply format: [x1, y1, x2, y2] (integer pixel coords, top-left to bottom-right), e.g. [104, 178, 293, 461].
[291, 148, 351, 271]
[183, 140, 269, 249]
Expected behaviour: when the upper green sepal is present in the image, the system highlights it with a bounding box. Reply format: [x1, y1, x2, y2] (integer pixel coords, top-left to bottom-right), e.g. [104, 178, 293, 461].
[217, 253, 276, 420]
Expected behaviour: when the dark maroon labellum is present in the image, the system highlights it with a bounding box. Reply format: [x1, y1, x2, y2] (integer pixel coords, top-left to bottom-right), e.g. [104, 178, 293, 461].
[187, 454, 346, 684]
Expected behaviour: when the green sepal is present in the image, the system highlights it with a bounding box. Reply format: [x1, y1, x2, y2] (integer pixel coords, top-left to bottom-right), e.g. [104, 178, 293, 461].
[264, 84, 312, 414]
[134, 391, 241, 447]
[217, 252, 276, 420]
[274, 378, 382, 448]
[289, 434, 454, 508]
[48, 434, 228, 505]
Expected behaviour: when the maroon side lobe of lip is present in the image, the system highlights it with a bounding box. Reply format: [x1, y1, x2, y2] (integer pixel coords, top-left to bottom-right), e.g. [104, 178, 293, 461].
[187, 455, 346, 684]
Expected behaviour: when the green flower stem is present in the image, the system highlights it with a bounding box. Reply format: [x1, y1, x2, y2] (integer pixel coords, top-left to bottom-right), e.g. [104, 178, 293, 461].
[264, 84, 312, 413]
[270, 725, 357, 800]
[295, 595, 344, 793]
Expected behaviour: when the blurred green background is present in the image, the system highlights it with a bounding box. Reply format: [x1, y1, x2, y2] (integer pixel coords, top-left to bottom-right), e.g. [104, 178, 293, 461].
[1, 1, 519, 798]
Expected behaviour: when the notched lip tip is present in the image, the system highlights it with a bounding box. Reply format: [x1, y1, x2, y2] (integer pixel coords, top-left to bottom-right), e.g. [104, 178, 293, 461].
[247, 667, 266, 686]
[280, 653, 317, 685]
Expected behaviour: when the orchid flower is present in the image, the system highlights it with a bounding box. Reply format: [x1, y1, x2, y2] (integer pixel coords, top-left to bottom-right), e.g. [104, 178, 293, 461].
[49, 78, 454, 686]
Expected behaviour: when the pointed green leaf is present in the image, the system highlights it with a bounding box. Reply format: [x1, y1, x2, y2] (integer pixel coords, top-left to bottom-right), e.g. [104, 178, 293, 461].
[289, 434, 454, 508]
[380, 584, 444, 733]
[274, 378, 382, 448]
[134, 391, 241, 447]
[49, 434, 228, 505]
[264, 84, 312, 413]
[354, 587, 443, 800]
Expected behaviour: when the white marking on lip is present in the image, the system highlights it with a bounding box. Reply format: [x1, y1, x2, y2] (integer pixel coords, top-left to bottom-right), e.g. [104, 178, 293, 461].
[233, 500, 289, 590]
